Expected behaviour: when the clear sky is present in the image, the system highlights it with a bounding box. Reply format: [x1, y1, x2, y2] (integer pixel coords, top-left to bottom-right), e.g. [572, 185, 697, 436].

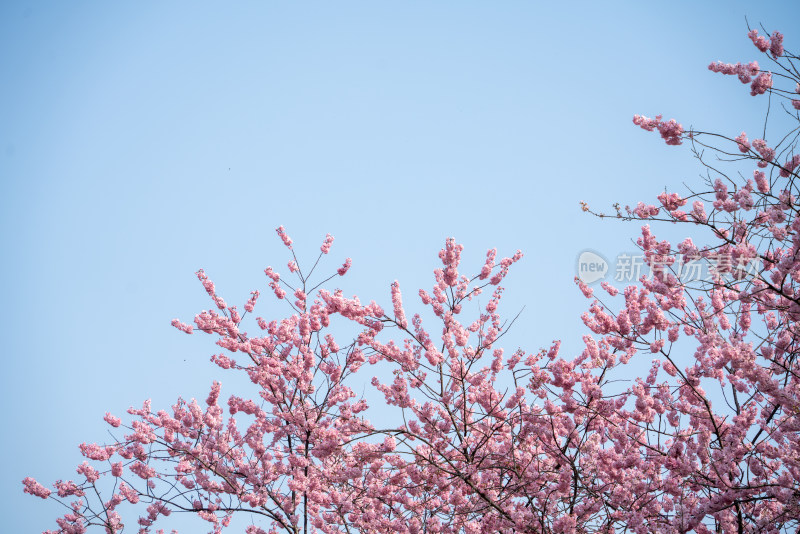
[2, 1, 799, 531]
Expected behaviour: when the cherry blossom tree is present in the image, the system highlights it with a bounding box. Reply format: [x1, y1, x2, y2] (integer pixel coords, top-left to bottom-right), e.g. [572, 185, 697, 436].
[23, 27, 800, 534]
[22, 228, 541, 534]
[578, 25, 800, 532]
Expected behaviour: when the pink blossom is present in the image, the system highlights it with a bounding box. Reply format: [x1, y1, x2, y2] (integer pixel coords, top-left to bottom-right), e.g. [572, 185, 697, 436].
[779, 154, 800, 178]
[734, 185, 754, 210]
[196, 269, 215, 297]
[769, 31, 784, 57]
[320, 233, 334, 254]
[103, 413, 121, 428]
[244, 290, 259, 312]
[79, 443, 114, 461]
[118, 482, 139, 504]
[632, 202, 660, 219]
[691, 200, 708, 222]
[657, 192, 687, 211]
[734, 132, 750, 153]
[712, 178, 729, 210]
[708, 60, 759, 84]
[601, 281, 619, 296]
[129, 461, 155, 480]
[294, 288, 306, 308]
[76, 461, 100, 483]
[750, 71, 773, 96]
[22, 477, 51, 499]
[480, 248, 496, 280]
[633, 114, 684, 145]
[54, 479, 83, 498]
[111, 463, 123, 477]
[754, 170, 769, 193]
[211, 353, 236, 369]
[337, 258, 352, 276]
[171, 319, 193, 334]
[752, 139, 775, 167]
[206, 381, 221, 407]
[748, 29, 770, 52]
[264, 266, 280, 282]
[390, 281, 408, 329]
[438, 237, 464, 286]
[275, 225, 293, 249]
[575, 276, 593, 298]
[271, 283, 285, 299]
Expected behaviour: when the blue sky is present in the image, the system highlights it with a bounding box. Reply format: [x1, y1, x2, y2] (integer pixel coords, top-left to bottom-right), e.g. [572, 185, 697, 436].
[2, 1, 799, 531]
